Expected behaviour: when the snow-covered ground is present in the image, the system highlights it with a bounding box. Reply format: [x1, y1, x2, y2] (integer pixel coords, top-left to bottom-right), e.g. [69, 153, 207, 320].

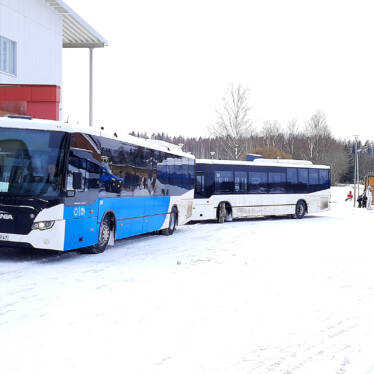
[1, 186, 374, 374]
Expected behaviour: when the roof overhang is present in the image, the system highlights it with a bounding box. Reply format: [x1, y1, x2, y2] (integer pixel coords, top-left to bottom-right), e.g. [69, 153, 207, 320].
[45, 0, 108, 48]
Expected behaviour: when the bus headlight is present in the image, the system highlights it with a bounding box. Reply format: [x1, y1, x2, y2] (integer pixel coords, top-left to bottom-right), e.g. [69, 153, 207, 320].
[32, 221, 55, 230]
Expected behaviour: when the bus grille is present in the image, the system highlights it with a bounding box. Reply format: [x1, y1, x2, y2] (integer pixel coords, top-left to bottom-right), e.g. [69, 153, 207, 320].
[0, 205, 36, 235]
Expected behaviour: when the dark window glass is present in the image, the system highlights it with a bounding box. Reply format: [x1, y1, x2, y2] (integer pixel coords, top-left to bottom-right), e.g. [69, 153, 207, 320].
[100, 138, 150, 195]
[286, 168, 298, 193]
[248, 171, 268, 193]
[235, 171, 247, 193]
[287, 168, 297, 184]
[68, 133, 103, 192]
[0, 128, 66, 197]
[309, 169, 319, 185]
[319, 169, 329, 186]
[156, 155, 169, 195]
[269, 171, 286, 193]
[215, 171, 234, 193]
[92, 136, 193, 197]
[195, 174, 205, 194]
[187, 159, 195, 190]
[298, 168, 308, 184]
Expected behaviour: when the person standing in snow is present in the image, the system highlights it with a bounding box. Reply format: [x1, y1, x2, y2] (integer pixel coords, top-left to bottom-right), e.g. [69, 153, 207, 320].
[345, 190, 353, 201]
[367, 186, 372, 210]
[357, 193, 363, 208]
[362, 190, 368, 208]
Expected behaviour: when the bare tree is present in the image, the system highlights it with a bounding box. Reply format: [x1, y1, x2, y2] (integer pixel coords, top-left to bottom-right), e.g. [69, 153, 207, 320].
[303, 110, 331, 162]
[262, 120, 282, 148]
[210, 85, 253, 159]
[285, 118, 299, 157]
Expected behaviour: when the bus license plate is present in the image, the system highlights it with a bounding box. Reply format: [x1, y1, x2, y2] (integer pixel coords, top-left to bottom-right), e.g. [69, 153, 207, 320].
[0, 234, 9, 241]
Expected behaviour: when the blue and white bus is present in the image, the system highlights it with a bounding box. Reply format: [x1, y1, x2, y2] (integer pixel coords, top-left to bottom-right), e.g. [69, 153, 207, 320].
[0, 117, 195, 253]
[192, 158, 330, 222]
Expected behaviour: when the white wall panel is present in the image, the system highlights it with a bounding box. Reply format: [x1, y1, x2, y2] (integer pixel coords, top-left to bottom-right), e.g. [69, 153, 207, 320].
[0, 0, 62, 85]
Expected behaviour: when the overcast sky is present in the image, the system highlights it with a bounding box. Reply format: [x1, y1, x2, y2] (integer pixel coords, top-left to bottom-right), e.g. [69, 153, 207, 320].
[62, 0, 374, 142]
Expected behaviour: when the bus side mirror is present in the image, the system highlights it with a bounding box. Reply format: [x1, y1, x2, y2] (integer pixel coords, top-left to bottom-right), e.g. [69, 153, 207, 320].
[73, 172, 83, 190]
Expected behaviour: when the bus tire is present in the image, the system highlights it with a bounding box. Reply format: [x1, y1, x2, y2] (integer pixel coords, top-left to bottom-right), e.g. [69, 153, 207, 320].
[294, 200, 306, 219]
[84, 215, 111, 254]
[161, 207, 178, 235]
[217, 202, 226, 223]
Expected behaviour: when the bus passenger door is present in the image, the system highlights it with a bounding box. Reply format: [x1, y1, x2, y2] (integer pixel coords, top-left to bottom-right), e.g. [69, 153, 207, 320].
[64, 134, 102, 251]
[195, 172, 205, 198]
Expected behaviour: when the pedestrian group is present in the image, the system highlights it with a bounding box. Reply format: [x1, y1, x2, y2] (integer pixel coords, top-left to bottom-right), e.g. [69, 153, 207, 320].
[356, 186, 372, 209]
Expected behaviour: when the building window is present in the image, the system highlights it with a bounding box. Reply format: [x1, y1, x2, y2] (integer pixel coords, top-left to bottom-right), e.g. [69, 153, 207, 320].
[0, 36, 17, 75]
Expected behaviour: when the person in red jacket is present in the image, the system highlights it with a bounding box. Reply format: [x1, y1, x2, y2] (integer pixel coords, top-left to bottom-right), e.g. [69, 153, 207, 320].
[345, 190, 353, 201]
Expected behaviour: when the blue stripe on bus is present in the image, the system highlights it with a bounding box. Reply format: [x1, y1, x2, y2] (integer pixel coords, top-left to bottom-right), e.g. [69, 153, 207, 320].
[63, 196, 170, 251]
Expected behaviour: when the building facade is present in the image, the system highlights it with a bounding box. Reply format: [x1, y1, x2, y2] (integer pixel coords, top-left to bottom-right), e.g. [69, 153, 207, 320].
[0, 0, 106, 121]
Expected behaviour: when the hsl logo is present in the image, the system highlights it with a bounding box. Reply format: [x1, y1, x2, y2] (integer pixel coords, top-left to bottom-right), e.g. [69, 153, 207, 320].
[0, 211, 13, 220]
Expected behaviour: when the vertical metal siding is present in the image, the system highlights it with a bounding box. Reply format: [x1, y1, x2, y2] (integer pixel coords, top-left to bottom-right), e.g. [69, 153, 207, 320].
[0, 0, 62, 85]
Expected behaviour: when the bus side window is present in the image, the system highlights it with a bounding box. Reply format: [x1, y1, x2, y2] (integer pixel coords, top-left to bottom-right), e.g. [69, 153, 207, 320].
[215, 171, 233, 194]
[195, 174, 205, 195]
[248, 171, 268, 193]
[268, 171, 286, 193]
[319, 169, 329, 188]
[297, 168, 308, 193]
[188, 159, 195, 191]
[309, 169, 319, 191]
[287, 168, 297, 193]
[234, 171, 247, 193]
[69, 133, 103, 193]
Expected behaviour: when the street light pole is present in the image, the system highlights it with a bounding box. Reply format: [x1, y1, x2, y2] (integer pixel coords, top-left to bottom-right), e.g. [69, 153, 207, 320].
[356, 145, 369, 200]
[357, 149, 360, 197]
[353, 135, 359, 207]
[89, 47, 94, 127]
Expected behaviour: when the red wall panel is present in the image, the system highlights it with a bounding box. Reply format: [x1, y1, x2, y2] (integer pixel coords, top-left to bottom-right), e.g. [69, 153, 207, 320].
[31, 85, 60, 102]
[28, 102, 59, 120]
[0, 85, 60, 120]
[0, 86, 32, 101]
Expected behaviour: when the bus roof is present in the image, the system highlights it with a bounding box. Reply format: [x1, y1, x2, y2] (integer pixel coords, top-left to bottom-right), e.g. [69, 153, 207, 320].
[0, 117, 194, 159]
[196, 158, 330, 169]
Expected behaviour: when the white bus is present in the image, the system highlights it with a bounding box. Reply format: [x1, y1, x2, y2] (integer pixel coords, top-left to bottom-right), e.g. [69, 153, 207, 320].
[192, 158, 330, 222]
[0, 116, 195, 253]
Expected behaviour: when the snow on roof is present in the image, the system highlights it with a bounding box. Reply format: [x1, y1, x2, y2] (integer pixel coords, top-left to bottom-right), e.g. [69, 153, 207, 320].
[196, 158, 330, 169]
[45, 0, 108, 48]
[0, 117, 194, 159]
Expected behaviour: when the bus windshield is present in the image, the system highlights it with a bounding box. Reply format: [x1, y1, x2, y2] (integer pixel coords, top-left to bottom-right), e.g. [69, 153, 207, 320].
[0, 128, 67, 197]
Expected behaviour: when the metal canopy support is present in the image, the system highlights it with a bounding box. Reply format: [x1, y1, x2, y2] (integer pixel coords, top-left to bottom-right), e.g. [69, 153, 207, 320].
[45, 0, 108, 128]
[89, 47, 94, 127]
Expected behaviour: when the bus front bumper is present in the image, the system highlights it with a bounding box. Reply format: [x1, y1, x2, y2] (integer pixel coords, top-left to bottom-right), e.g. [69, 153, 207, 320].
[0, 220, 66, 251]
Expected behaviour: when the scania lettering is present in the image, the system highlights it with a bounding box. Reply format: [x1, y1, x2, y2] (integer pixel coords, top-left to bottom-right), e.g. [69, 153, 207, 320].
[0, 117, 195, 253]
[0, 213, 13, 220]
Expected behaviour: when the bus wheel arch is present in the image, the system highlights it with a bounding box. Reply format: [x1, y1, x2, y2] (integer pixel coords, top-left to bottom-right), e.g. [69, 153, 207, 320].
[161, 206, 178, 236]
[104, 211, 116, 243]
[294, 200, 307, 219]
[83, 211, 116, 254]
[217, 202, 232, 223]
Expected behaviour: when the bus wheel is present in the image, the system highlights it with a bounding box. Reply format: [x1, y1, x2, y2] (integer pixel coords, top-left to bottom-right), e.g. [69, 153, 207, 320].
[217, 202, 226, 223]
[161, 207, 178, 236]
[294, 201, 306, 219]
[84, 215, 111, 254]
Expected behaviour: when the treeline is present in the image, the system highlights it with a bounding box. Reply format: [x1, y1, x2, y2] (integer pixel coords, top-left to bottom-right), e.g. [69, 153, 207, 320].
[129, 86, 374, 185]
[129, 118, 374, 185]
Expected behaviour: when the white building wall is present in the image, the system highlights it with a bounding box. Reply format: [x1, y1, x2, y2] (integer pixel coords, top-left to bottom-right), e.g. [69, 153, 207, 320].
[0, 0, 62, 85]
